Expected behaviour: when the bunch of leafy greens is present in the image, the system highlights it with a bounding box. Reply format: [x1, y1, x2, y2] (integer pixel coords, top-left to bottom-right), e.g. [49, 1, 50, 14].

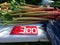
[0, 10, 13, 25]
[8, 0, 26, 10]
[52, 0, 60, 7]
[0, 0, 26, 25]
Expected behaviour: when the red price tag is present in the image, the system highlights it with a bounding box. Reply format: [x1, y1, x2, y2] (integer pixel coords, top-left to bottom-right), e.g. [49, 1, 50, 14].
[10, 26, 38, 35]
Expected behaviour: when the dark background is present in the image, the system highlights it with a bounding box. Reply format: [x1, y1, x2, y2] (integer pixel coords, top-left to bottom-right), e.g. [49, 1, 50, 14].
[0, 42, 51, 45]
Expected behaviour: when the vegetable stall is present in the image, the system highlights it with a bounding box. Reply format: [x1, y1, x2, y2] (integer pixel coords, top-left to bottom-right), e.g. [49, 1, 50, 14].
[0, 0, 60, 45]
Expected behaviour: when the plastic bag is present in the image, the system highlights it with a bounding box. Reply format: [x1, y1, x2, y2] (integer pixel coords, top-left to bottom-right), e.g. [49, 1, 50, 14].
[46, 20, 60, 45]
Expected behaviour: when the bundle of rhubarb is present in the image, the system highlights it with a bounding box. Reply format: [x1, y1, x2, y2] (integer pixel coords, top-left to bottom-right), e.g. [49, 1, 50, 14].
[0, 1, 60, 25]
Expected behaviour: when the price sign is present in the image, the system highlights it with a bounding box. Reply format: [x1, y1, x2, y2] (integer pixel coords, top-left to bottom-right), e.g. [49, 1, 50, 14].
[10, 26, 38, 35]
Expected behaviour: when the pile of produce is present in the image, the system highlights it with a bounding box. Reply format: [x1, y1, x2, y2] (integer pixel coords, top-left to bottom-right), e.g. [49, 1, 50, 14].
[0, 0, 60, 25]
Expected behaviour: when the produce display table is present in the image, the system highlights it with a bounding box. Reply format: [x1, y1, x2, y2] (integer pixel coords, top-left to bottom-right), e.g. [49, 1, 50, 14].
[0, 23, 48, 43]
